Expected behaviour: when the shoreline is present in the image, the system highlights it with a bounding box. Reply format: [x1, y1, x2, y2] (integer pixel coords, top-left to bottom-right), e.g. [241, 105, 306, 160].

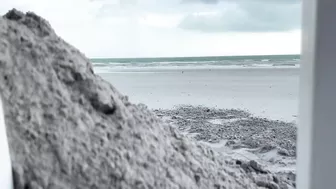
[94, 65, 300, 74]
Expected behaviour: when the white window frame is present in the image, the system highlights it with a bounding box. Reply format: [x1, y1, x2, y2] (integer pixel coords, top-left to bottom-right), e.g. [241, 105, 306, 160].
[297, 0, 336, 188]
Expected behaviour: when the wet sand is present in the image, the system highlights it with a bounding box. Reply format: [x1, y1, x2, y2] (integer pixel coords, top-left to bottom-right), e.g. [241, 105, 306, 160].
[98, 67, 299, 122]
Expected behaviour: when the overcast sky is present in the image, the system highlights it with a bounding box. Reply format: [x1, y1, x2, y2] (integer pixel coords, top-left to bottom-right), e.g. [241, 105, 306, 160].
[1, 0, 301, 58]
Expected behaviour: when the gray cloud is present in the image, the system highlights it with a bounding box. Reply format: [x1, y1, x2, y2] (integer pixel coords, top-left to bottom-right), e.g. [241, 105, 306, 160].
[93, 0, 301, 32]
[178, 1, 301, 32]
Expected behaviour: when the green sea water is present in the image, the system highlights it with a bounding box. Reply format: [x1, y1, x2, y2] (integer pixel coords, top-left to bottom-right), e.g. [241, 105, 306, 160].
[90, 54, 300, 64]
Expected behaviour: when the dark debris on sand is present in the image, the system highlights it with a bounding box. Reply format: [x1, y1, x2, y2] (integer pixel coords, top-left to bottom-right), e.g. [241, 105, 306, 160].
[154, 105, 297, 157]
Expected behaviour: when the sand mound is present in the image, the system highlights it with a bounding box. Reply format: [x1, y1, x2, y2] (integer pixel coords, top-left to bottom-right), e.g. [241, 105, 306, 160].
[0, 9, 291, 189]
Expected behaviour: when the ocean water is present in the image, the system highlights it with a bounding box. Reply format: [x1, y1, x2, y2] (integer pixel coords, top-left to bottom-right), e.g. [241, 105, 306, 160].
[91, 54, 300, 73]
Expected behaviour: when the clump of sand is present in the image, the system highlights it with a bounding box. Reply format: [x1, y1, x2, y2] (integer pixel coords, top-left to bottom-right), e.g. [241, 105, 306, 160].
[0, 9, 293, 189]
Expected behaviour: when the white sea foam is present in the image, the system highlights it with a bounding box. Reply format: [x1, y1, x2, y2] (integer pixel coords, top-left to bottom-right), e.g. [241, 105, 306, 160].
[93, 63, 300, 73]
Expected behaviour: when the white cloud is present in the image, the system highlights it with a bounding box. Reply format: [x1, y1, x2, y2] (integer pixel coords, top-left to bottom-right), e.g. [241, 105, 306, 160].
[179, 1, 301, 32]
[0, 0, 301, 57]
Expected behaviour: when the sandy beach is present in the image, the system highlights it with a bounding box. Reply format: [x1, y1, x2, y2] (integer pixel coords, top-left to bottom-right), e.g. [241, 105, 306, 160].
[98, 67, 299, 122]
[0, 9, 299, 189]
[98, 66, 299, 188]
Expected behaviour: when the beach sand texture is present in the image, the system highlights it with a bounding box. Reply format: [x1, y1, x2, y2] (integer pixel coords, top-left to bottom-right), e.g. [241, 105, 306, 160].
[0, 9, 296, 189]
